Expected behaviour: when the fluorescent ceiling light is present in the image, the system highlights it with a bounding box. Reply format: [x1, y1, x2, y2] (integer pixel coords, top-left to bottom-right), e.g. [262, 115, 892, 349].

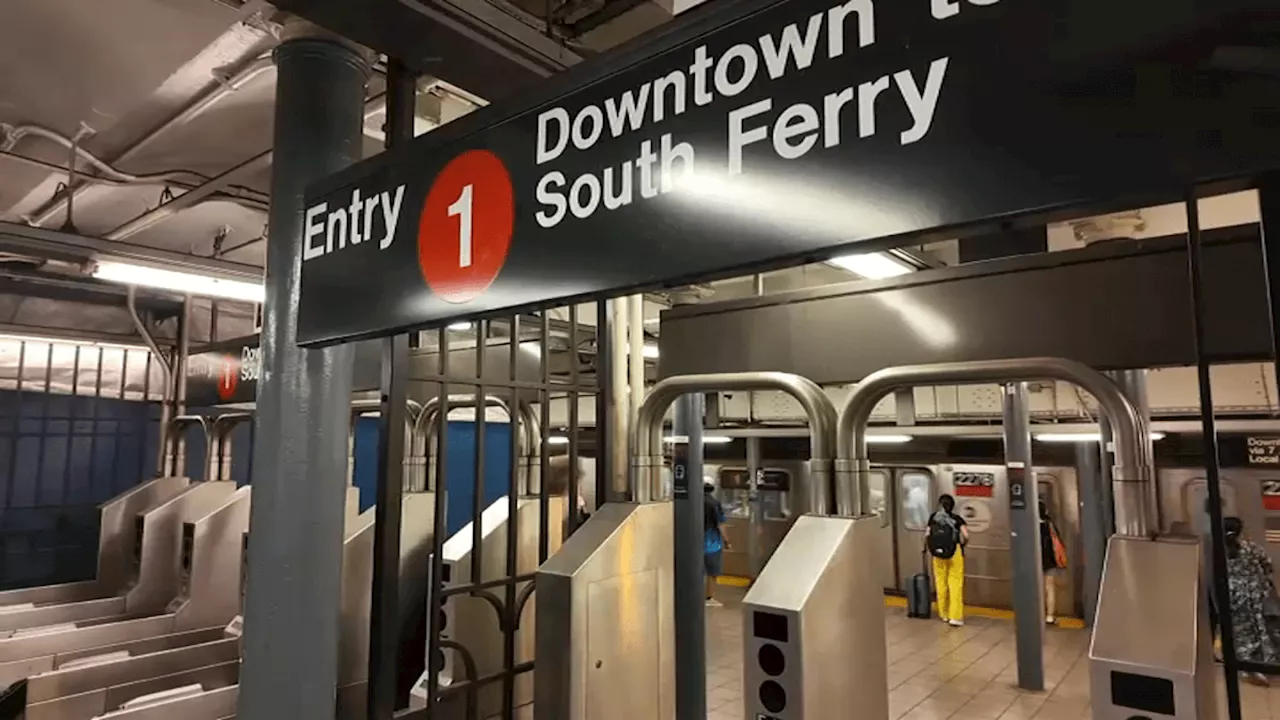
[1035, 432, 1166, 443]
[643, 344, 659, 359]
[866, 434, 914, 444]
[826, 252, 913, 279]
[664, 435, 733, 445]
[447, 322, 473, 331]
[92, 261, 264, 303]
[546, 436, 570, 445]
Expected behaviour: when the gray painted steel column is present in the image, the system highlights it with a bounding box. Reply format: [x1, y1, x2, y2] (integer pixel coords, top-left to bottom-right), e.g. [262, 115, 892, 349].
[746, 435, 762, 576]
[1098, 417, 1116, 536]
[672, 393, 706, 720]
[367, 57, 415, 720]
[238, 26, 369, 720]
[1074, 442, 1105, 627]
[1002, 382, 1044, 691]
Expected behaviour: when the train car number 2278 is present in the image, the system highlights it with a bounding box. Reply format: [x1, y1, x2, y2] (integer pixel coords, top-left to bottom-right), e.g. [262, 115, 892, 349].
[953, 472, 996, 499]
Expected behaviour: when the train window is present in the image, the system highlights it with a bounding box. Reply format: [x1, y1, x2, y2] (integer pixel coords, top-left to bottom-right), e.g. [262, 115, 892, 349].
[900, 472, 932, 531]
[867, 470, 888, 518]
[1186, 480, 1238, 537]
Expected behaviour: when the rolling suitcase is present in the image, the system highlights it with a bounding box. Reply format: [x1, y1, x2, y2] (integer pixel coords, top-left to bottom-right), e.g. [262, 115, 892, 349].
[907, 552, 931, 619]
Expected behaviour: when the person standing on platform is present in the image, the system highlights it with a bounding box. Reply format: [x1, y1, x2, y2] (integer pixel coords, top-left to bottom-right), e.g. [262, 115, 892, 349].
[926, 494, 969, 627]
[704, 481, 728, 608]
[1039, 501, 1067, 625]
[1224, 516, 1280, 685]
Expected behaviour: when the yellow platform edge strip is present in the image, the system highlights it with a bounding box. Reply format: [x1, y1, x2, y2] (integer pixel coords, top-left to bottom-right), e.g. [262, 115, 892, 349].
[719, 575, 1086, 630]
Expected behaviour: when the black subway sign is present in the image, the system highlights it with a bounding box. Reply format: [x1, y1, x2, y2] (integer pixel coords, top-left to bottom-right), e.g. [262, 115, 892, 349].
[296, 0, 1280, 346]
[1248, 437, 1280, 467]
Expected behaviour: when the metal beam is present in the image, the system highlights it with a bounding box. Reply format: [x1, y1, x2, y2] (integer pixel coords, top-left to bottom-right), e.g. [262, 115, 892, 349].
[269, 0, 580, 101]
[0, 220, 262, 279]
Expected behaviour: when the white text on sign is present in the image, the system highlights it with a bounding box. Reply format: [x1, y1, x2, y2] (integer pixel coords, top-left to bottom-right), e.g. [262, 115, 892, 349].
[531, 0, 993, 229]
[303, 185, 407, 261]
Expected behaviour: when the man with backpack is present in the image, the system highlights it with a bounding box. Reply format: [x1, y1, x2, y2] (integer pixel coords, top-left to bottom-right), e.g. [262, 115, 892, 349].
[926, 494, 969, 626]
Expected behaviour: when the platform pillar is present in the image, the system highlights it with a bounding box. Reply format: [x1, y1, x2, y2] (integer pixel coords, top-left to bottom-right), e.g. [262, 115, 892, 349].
[238, 22, 369, 720]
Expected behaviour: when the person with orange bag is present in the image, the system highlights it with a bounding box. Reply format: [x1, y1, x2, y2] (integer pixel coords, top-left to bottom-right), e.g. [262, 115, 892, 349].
[1039, 500, 1068, 625]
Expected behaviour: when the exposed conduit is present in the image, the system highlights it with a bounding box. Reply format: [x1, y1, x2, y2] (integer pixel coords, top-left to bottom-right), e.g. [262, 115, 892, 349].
[104, 92, 390, 242]
[126, 286, 173, 474]
[10, 55, 278, 227]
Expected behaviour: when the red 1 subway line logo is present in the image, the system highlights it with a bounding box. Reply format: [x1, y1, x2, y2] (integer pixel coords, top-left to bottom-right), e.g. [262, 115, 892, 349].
[532, 0, 976, 229]
[417, 149, 515, 304]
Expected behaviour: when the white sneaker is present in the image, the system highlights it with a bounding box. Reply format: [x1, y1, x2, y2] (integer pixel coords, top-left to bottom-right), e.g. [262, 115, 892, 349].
[938, 615, 950, 623]
[1045, 616, 1056, 625]
[949, 619, 964, 627]
[705, 598, 723, 608]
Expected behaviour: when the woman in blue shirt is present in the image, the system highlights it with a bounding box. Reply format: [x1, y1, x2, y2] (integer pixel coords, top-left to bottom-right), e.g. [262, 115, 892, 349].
[704, 482, 729, 607]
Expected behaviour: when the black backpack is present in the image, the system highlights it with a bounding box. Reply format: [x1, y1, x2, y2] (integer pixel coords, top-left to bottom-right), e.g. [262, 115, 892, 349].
[927, 510, 960, 559]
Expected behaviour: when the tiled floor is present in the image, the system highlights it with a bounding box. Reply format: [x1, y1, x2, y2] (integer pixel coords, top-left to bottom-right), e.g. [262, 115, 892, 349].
[703, 588, 1280, 719]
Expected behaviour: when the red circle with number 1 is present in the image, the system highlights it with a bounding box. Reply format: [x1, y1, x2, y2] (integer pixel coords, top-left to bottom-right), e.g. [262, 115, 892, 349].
[417, 149, 515, 304]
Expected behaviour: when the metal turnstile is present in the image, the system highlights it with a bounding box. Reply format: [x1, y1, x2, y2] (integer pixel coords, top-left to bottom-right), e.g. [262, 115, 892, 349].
[741, 514, 886, 720]
[2, 485, 250, 718]
[0, 478, 191, 610]
[535, 501, 674, 720]
[410, 495, 566, 718]
[336, 491, 436, 719]
[0, 481, 240, 692]
[1090, 536, 1215, 719]
[80, 683, 239, 719]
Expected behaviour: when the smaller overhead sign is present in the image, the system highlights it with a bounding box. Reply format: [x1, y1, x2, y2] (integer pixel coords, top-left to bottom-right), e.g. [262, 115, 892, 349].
[1007, 464, 1028, 511]
[1247, 436, 1280, 466]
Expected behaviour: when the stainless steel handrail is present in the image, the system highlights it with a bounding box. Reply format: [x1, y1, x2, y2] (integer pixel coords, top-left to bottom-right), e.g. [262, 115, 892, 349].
[632, 372, 838, 512]
[835, 358, 1154, 535]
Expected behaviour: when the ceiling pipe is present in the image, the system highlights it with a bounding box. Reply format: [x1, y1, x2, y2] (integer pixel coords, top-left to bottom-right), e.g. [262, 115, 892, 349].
[127, 285, 173, 474]
[103, 92, 390, 243]
[21, 55, 277, 228]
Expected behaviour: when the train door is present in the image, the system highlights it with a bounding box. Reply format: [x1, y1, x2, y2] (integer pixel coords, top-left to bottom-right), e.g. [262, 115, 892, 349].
[1037, 470, 1080, 619]
[944, 465, 1009, 609]
[866, 468, 897, 591]
[893, 468, 936, 593]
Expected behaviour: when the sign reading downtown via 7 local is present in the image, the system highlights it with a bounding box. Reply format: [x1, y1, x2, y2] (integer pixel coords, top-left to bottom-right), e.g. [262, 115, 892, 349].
[295, 0, 1280, 346]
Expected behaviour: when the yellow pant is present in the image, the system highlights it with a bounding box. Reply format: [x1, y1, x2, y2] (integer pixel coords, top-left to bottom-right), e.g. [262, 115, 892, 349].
[932, 552, 965, 621]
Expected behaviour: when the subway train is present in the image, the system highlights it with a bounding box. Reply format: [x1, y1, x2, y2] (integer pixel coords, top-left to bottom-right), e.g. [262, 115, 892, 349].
[704, 443, 1280, 619]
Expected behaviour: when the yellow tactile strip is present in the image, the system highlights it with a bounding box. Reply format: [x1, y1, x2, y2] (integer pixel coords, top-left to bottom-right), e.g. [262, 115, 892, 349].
[717, 575, 1086, 630]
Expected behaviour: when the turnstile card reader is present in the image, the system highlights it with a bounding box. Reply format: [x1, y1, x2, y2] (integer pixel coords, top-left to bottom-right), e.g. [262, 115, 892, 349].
[1089, 536, 1214, 720]
[535, 501, 673, 720]
[0, 481, 235, 637]
[0, 477, 190, 609]
[167, 486, 251, 630]
[336, 491, 436, 719]
[125, 481, 237, 618]
[742, 515, 887, 720]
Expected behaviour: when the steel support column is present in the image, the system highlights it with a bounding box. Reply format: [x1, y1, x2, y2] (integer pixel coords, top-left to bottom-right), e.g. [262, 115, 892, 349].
[367, 57, 416, 720]
[672, 393, 706, 720]
[1074, 442, 1104, 627]
[238, 27, 369, 720]
[1259, 176, 1280, 395]
[1003, 382, 1044, 691]
[1188, 193, 1243, 719]
[745, 435, 762, 577]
